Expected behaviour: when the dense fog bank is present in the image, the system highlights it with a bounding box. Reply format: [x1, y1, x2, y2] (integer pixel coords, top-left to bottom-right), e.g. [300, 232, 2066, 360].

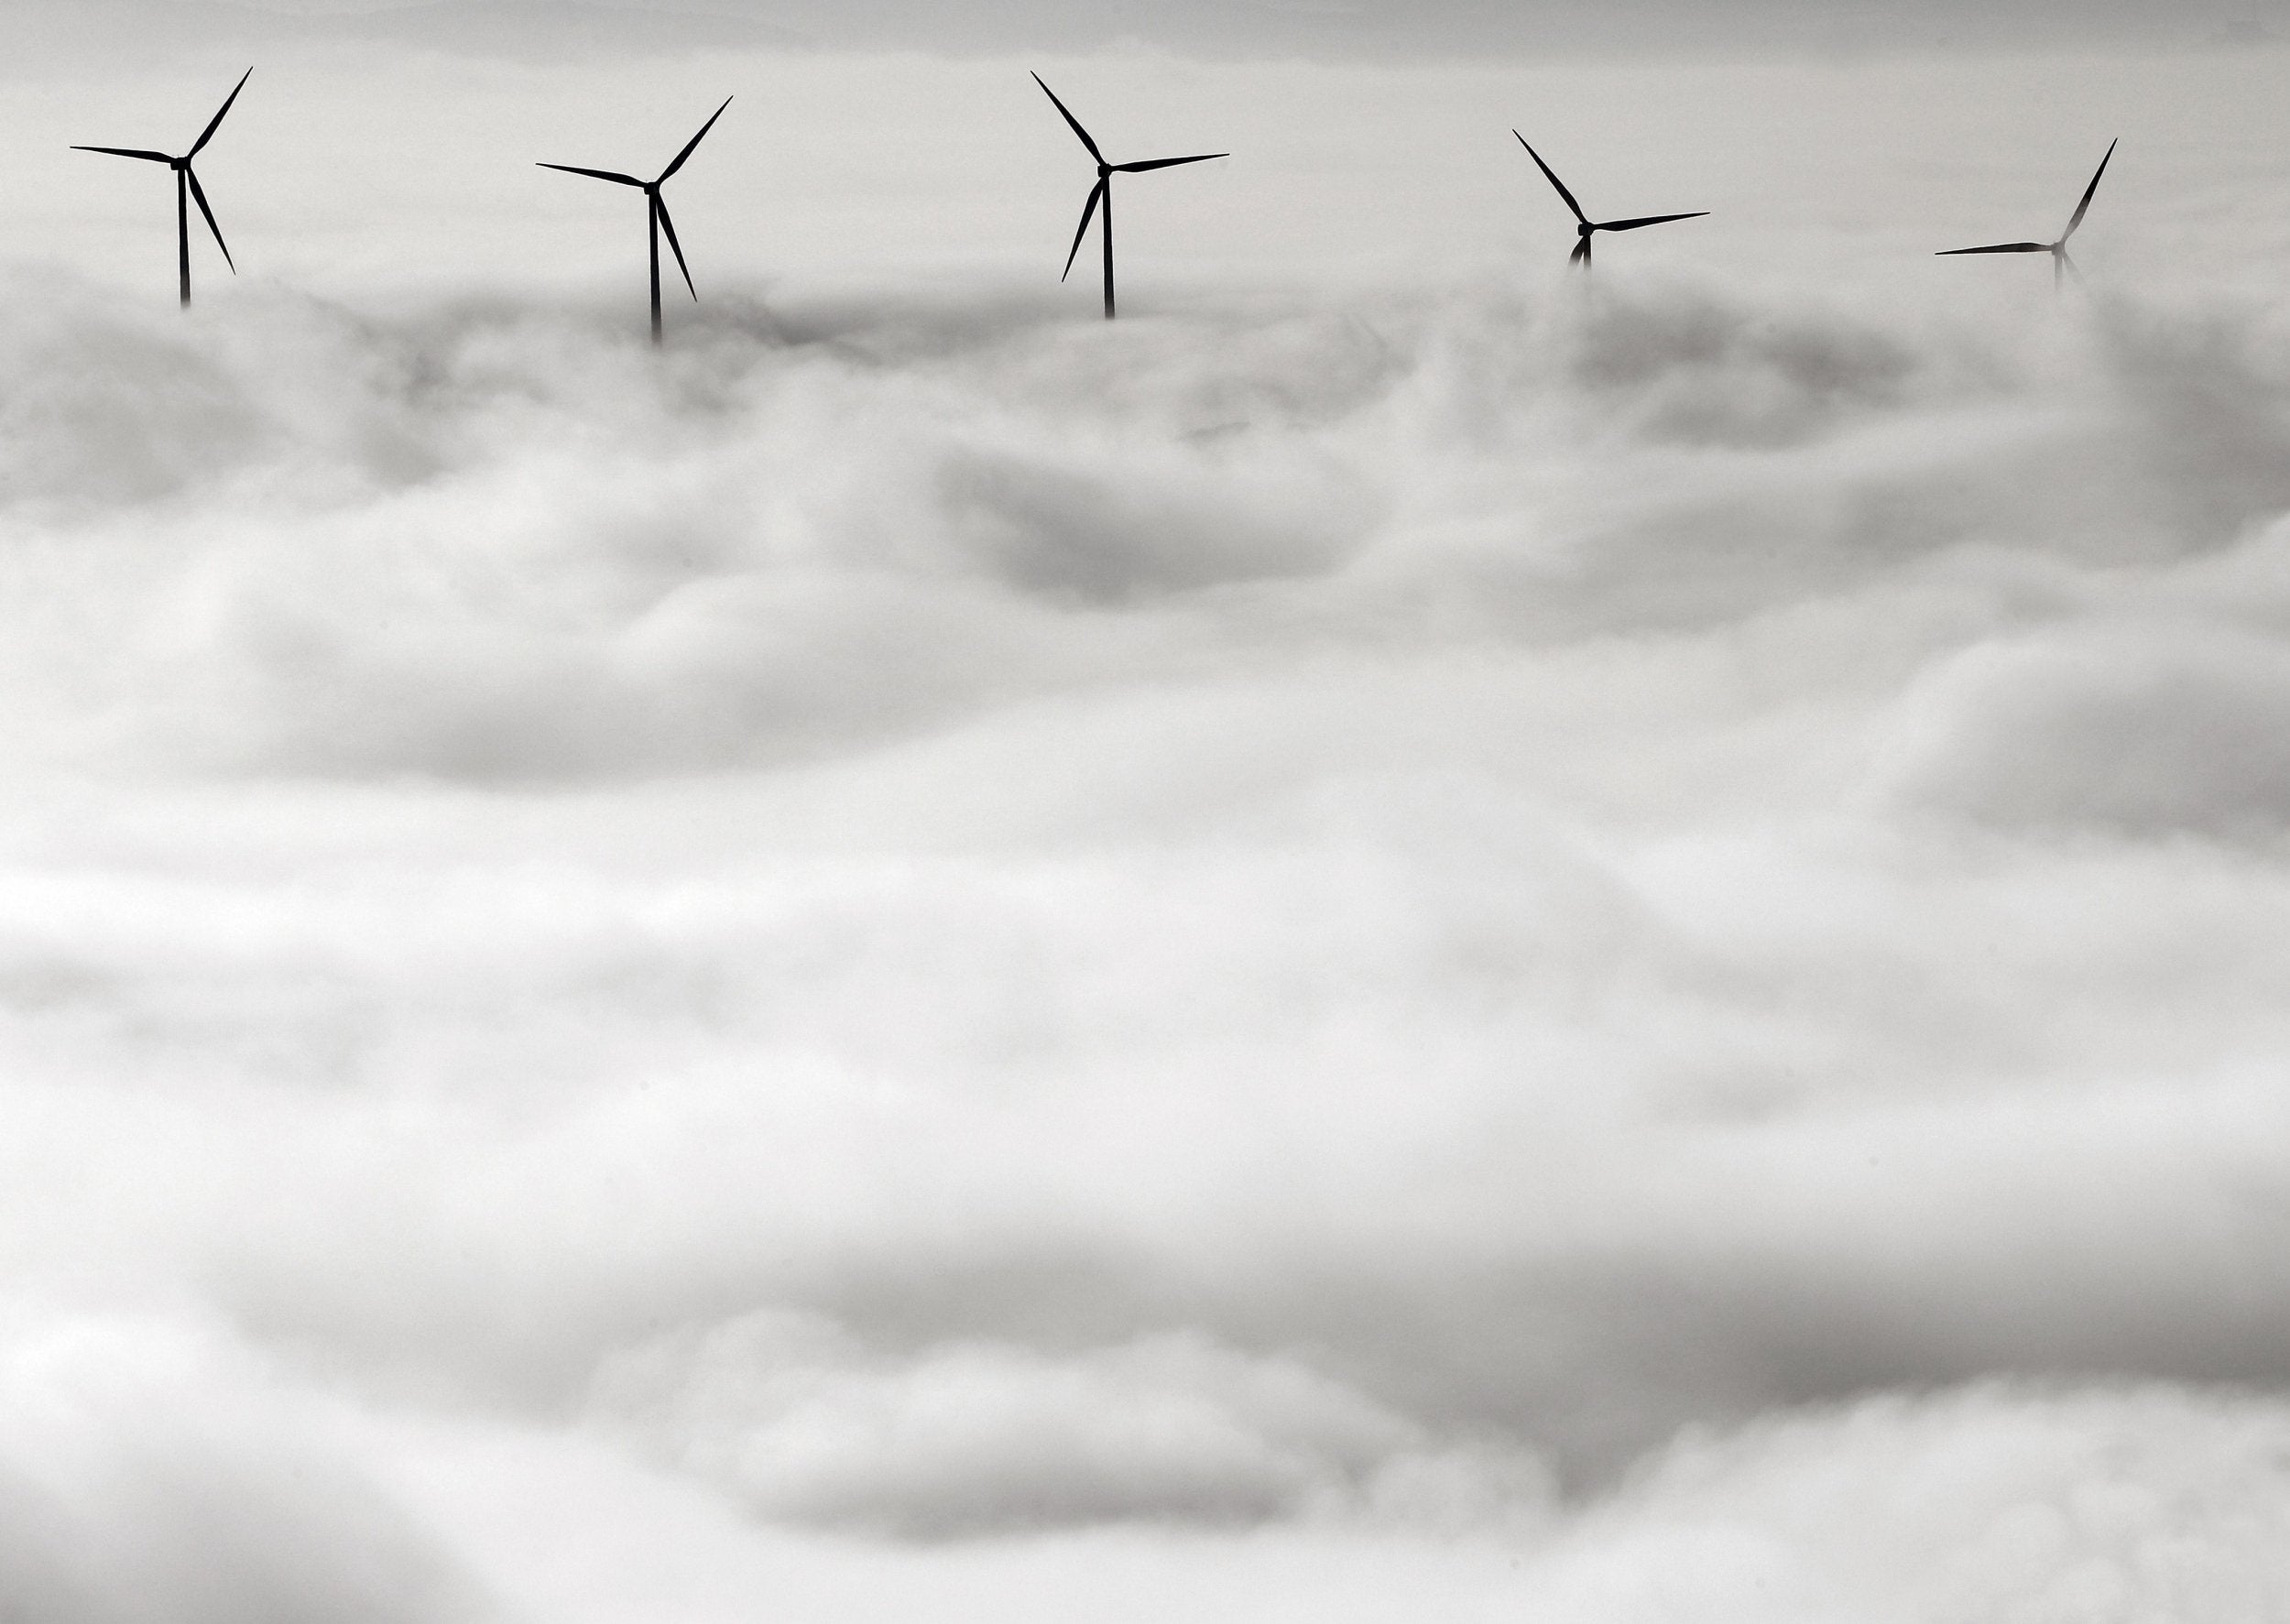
[0, 262, 2285, 1615]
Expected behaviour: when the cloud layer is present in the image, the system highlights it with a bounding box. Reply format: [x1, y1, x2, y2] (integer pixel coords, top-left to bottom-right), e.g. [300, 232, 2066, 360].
[5, 45, 2290, 1610]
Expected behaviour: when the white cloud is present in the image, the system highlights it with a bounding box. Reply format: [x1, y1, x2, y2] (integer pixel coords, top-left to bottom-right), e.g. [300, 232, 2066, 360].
[1535, 1384, 2290, 1623]
[590, 1312, 1553, 1535]
[0, 37, 2287, 1621]
[1874, 620, 2290, 839]
[0, 1311, 493, 1624]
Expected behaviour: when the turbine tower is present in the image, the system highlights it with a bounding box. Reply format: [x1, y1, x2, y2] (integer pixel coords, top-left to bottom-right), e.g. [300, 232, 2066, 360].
[1937, 140, 2116, 289]
[73, 69, 252, 309]
[1514, 132, 1707, 269]
[1033, 73, 1225, 319]
[540, 97, 732, 344]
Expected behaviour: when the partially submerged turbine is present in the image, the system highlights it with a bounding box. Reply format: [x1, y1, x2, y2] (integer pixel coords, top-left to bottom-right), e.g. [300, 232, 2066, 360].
[73, 69, 251, 308]
[1514, 132, 1707, 269]
[540, 97, 732, 343]
[1033, 73, 1225, 319]
[1938, 139, 2116, 289]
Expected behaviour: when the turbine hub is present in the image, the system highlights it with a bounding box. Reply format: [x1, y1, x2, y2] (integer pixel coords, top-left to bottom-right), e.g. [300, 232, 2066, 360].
[1577, 223, 1595, 236]
[1096, 162, 1112, 178]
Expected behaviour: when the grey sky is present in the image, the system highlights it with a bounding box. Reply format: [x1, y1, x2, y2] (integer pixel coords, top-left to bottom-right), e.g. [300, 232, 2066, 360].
[17, 0, 2280, 64]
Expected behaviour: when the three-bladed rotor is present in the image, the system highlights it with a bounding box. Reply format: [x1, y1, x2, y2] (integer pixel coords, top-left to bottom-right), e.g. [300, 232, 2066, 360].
[73, 68, 251, 307]
[540, 97, 731, 343]
[1937, 139, 2116, 289]
[1514, 132, 1707, 270]
[1035, 73, 1225, 319]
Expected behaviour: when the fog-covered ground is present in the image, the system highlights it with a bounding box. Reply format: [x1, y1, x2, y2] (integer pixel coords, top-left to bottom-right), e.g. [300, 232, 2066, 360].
[4, 36, 2290, 1624]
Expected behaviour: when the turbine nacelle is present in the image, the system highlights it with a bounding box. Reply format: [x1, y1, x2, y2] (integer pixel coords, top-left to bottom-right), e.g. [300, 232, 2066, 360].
[538, 96, 731, 344]
[1938, 138, 2115, 289]
[72, 67, 251, 307]
[1513, 132, 1707, 271]
[1034, 72, 1225, 320]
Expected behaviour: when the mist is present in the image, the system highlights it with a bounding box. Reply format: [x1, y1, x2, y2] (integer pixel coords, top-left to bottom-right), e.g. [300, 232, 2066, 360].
[2, 30, 2289, 1624]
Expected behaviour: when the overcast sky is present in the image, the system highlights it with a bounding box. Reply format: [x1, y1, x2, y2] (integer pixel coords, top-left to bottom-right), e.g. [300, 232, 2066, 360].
[10, 0, 2283, 63]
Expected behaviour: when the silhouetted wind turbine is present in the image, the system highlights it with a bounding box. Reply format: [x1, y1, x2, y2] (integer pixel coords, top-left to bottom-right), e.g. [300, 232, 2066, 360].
[1937, 140, 2115, 289]
[73, 69, 251, 309]
[540, 97, 732, 344]
[1514, 132, 1707, 270]
[1033, 73, 1225, 320]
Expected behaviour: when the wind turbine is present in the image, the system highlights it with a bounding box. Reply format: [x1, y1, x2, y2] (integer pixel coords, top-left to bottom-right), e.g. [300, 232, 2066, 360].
[1514, 132, 1707, 269]
[1033, 73, 1226, 320]
[1937, 140, 2116, 289]
[73, 69, 251, 309]
[540, 97, 732, 344]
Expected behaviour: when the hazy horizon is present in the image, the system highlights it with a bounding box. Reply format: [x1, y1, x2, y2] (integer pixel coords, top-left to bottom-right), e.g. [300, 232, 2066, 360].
[6, 0, 2285, 68]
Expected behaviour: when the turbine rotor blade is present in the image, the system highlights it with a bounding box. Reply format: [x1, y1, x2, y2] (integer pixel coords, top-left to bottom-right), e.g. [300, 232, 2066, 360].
[1062, 178, 1105, 282]
[659, 95, 732, 182]
[1936, 242, 2051, 255]
[1031, 72, 1104, 164]
[2062, 137, 2115, 242]
[1596, 212, 1709, 232]
[1112, 153, 1227, 172]
[71, 146, 177, 163]
[189, 68, 252, 158]
[1568, 235, 1590, 267]
[185, 166, 233, 272]
[2059, 247, 2083, 286]
[1515, 133, 1588, 225]
[655, 193, 697, 300]
[537, 163, 648, 186]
